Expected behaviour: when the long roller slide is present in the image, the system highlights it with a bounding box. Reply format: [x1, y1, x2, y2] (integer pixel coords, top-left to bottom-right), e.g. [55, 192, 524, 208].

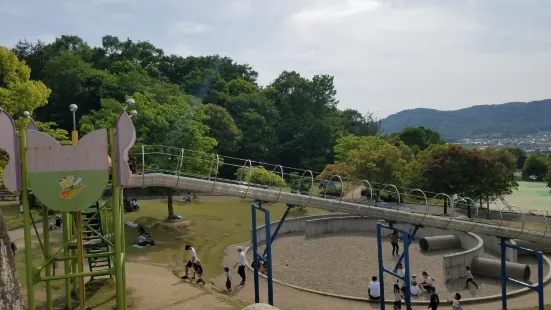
[127, 173, 551, 246]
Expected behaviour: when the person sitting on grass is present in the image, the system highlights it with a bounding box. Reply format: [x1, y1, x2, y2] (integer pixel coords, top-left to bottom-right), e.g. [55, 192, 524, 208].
[181, 244, 198, 280]
[136, 231, 155, 246]
[368, 276, 381, 300]
[194, 260, 205, 284]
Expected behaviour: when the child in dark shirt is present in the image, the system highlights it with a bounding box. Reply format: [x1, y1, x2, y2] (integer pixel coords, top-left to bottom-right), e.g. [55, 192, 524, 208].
[194, 260, 205, 284]
[224, 266, 232, 292]
[428, 287, 439, 310]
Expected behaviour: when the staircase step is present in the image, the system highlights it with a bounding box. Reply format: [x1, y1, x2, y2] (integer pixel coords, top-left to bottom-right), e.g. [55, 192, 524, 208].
[91, 263, 110, 268]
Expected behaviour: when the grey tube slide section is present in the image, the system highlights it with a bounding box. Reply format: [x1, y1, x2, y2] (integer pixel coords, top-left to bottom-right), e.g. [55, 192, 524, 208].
[126, 173, 551, 246]
[513, 239, 551, 255]
[471, 257, 531, 282]
[419, 235, 460, 252]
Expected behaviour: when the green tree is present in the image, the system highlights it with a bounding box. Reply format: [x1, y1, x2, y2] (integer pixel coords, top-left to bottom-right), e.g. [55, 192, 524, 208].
[0, 47, 51, 188]
[522, 156, 548, 181]
[334, 135, 388, 162]
[36, 121, 71, 145]
[389, 126, 446, 154]
[202, 103, 242, 154]
[482, 147, 517, 173]
[0, 46, 51, 128]
[346, 137, 408, 185]
[415, 145, 517, 209]
[505, 147, 527, 170]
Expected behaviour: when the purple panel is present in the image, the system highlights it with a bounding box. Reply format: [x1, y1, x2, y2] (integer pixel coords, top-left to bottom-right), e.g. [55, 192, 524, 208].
[115, 111, 136, 187]
[26, 129, 109, 173]
[0, 110, 21, 193]
[27, 118, 38, 131]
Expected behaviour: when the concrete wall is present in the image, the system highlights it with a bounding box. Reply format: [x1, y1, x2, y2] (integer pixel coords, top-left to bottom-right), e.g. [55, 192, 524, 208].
[481, 234, 517, 262]
[442, 232, 484, 283]
[254, 215, 337, 244]
[304, 216, 378, 236]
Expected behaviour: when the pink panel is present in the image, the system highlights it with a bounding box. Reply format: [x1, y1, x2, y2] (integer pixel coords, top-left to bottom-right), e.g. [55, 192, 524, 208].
[116, 111, 136, 186]
[27, 129, 109, 173]
[0, 110, 20, 193]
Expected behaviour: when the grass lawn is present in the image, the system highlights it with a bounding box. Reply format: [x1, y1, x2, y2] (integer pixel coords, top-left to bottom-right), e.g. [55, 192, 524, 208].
[14, 198, 330, 309]
[505, 181, 551, 212]
[123, 198, 332, 277]
[1, 201, 43, 230]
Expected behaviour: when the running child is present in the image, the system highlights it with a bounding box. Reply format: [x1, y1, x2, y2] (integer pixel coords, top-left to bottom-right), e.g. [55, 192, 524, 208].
[464, 266, 478, 290]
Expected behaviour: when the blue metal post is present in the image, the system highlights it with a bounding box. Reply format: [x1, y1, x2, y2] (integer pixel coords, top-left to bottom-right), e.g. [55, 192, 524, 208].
[499, 240, 545, 310]
[403, 231, 412, 310]
[251, 204, 260, 303]
[394, 225, 421, 272]
[376, 223, 385, 310]
[500, 238, 507, 310]
[262, 205, 292, 258]
[537, 252, 544, 310]
[265, 210, 274, 306]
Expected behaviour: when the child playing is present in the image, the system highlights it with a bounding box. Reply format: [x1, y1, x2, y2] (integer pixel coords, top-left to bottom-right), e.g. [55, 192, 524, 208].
[452, 293, 462, 310]
[393, 283, 402, 309]
[224, 266, 232, 292]
[182, 244, 199, 280]
[464, 266, 478, 290]
[428, 287, 439, 310]
[194, 260, 205, 284]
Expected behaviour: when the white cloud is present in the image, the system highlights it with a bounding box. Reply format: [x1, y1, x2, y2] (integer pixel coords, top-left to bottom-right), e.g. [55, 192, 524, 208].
[1, 0, 550, 117]
[171, 21, 212, 36]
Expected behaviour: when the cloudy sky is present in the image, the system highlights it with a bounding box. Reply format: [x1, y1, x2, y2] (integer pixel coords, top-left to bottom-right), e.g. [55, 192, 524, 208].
[1, 0, 550, 118]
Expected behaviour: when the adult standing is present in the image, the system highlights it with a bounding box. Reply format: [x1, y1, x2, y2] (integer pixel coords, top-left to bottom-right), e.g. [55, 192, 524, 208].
[389, 231, 400, 256]
[181, 244, 199, 280]
[234, 246, 246, 285]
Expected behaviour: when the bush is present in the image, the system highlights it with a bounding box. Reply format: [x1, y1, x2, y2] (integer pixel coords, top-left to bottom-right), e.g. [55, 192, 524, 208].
[235, 166, 286, 187]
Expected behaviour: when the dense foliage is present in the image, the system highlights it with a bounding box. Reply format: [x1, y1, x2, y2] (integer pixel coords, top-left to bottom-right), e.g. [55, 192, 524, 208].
[0, 34, 542, 208]
[381, 99, 551, 140]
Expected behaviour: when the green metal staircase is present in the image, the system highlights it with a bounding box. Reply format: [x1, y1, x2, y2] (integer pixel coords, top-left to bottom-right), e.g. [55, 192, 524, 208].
[69, 202, 113, 279]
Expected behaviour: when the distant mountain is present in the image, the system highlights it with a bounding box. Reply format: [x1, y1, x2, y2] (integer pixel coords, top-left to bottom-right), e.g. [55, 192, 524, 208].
[381, 99, 551, 140]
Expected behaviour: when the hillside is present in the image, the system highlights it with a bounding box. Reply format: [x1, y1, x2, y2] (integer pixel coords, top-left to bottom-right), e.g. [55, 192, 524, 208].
[381, 99, 551, 140]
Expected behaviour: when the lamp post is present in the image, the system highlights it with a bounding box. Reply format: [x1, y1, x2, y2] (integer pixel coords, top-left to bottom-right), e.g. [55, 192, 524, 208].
[69, 104, 86, 310]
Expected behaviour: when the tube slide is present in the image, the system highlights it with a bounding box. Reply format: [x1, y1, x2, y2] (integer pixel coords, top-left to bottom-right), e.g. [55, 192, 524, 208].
[471, 257, 531, 282]
[126, 173, 551, 246]
[513, 239, 551, 255]
[419, 235, 460, 252]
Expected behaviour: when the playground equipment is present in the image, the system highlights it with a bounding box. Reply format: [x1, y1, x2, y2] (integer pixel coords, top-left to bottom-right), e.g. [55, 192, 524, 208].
[2, 109, 549, 309]
[500, 239, 545, 310]
[0, 101, 137, 310]
[419, 235, 461, 252]
[376, 223, 412, 310]
[125, 172, 551, 245]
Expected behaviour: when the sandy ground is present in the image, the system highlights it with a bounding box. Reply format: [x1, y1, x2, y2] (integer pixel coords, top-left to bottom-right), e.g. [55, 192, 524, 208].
[217, 241, 551, 310]
[249, 232, 543, 300]
[124, 262, 234, 310]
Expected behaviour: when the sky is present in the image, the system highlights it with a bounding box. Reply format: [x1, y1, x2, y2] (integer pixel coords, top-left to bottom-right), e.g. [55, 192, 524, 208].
[1, 0, 551, 118]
